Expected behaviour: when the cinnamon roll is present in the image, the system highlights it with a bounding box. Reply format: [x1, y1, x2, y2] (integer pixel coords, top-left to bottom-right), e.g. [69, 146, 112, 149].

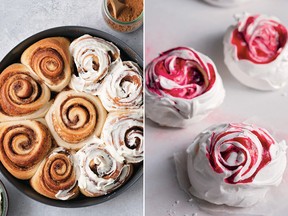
[21, 37, 72, 92]
[0, 120, 52, 180]
[75, 140, 133, 197]
[30, 147, 79, 200]
[0, 64, 51, 122]
[99, 61, 143, 111]
[45, 90, 107, 150]
[101, 110, 143, 163]
[69, 34, 121, 94]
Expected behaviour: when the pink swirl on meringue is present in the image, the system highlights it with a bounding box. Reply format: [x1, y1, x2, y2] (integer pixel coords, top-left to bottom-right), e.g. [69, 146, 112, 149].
[146, 47, 216, 99]
[207, 123, 275, 184]
[232, 14, 287, 64]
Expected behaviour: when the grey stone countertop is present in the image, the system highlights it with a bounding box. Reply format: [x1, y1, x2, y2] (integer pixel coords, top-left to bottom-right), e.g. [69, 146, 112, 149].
[0, 0, 143, 215]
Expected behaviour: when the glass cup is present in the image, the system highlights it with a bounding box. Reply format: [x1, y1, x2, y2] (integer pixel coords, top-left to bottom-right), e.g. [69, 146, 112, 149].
[102, 0, 143, 33]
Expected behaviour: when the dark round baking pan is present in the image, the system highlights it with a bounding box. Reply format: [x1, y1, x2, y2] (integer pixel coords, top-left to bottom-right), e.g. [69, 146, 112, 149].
[0, 180, 9, 216]
[0, 26, 143, 208]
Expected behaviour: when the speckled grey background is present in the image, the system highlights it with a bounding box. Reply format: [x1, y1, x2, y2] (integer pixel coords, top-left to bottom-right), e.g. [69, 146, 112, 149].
[0, 0, 143, 215]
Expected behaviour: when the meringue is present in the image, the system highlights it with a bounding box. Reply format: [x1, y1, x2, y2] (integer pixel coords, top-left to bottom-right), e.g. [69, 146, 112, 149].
[203, 0, 252, 7]
[145, 47, 225, 128]
[224, 13, 288, 90]
[187, 123, 287, 207]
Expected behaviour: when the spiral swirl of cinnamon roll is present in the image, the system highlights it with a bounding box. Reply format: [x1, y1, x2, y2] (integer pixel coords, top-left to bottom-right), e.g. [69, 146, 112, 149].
[45, 90, 107, 150]
[75, 140, 133, 197]
[102, 110, 143, 163]
[99, 61, 143, 111]
[0, 120, 52, 180]
[30, 147, 79, 200]
[69, 34, 121, 94]
[0, 64, 51, 122]
[21, 37, 72, 92]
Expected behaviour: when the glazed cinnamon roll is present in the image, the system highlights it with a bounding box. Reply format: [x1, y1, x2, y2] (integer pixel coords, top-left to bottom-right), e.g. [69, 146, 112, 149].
[101, 110, 143, 163]
[99, 61, 143, 111]
[21, 37, 72, 92]
[0, 120, 52, 180]
[45, 90, 107, 150]
[30, 147, 79, 200]
[75, 140, 133, 197]
[69, 34, 121, 94]
[0, 64, 51, 122]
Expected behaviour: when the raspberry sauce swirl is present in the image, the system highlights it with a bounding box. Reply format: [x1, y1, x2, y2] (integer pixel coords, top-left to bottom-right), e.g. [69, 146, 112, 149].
[187, 123, 287, 207]
[231, 14, 287, 64]
[207, 123, 275, 184]
[146, 47, 216, 99]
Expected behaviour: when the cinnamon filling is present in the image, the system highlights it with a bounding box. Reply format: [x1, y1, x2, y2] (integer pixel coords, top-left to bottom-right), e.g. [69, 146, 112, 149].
[31, 48, 65, 83]
[124, 126, 143, 150]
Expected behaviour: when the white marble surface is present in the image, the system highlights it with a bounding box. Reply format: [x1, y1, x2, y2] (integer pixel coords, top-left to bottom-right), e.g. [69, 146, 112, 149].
[0, 0, 143, 215]
[145, 0, 288, 216]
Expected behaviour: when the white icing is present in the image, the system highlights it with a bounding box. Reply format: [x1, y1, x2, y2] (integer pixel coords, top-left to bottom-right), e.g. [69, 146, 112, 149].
[98, 61, 143, 111]
[203, 0, 253, 7]
[69, 34, 121, 95]
[145, 48, 225, 128]
[55, 182, 76, 201]
[48, 147, 68, 158]
[74, 140, 131, 196]
[101, 110, 143, 163]
[224, 13, 288, 90]
[48, 147, 77, 200]
[187, 123, 287, 207]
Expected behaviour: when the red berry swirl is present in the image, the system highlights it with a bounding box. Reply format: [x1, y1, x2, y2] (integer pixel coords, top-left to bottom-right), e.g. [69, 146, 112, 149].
[231, 14, 287, 64]
[207, 123, 275, 184]
[146, 47, 216, 99]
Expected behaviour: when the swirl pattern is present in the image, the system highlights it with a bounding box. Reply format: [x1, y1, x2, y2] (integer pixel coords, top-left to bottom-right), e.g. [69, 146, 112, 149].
[187, 123, 287, 207]
[30, 147, 79, 200]
[0, 34, 142, 201]
[146, 47, 215, 99]
[0, 64, 51, 122]
[75, 141, 132, 197]
[207, 123, 276, 184]
[21, 37, 72, 92]
[102, 110, 143, 163]
[224, 13, 288, 90]
[146, 47, 225, 127]
[99, 61, 143, 111]
[0, 120, 52, 180]
[231, 14, 287, 64]
[45, 90, 107, 150]
[69, 34, 121, 94]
